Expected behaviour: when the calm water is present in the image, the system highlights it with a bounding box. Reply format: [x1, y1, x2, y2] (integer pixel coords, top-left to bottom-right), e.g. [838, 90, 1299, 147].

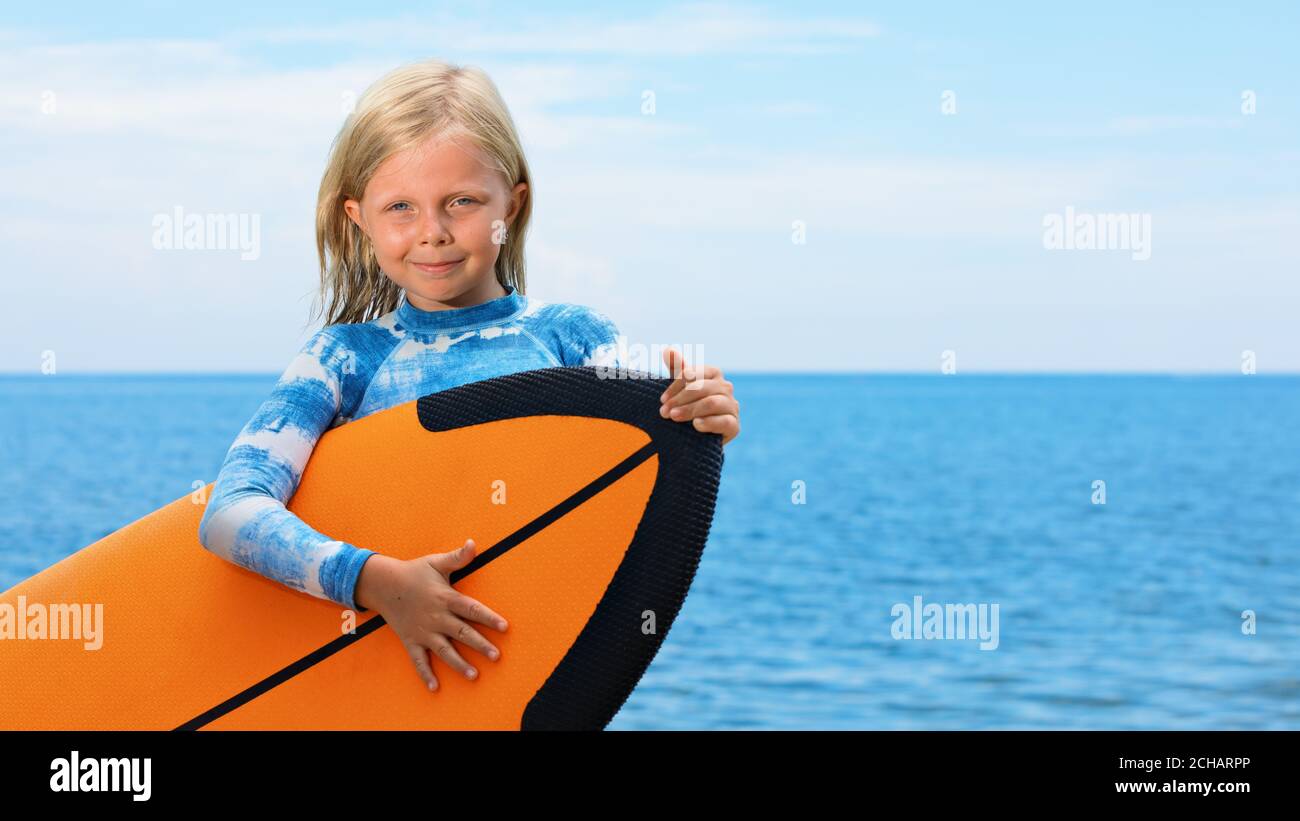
[1, 373, 1297, 729]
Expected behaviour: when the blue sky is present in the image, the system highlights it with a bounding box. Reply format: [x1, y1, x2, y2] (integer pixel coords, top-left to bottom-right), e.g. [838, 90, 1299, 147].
[1, 1, 1296, 372]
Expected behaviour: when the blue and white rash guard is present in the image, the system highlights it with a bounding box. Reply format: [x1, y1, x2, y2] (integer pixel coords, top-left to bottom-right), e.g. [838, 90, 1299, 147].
[197, 285, 622, 612]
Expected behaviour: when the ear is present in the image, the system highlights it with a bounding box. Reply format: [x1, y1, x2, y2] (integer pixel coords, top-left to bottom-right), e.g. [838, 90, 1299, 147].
[504, 182, 528, 226]
[343, 197, 365, 231]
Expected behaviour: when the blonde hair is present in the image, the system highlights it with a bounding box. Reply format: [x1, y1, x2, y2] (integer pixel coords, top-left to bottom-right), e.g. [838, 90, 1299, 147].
[310, 59, 533, 327]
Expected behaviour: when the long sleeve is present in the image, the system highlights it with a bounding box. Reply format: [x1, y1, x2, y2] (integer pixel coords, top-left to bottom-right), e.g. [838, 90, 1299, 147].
[198, 328, 377, 612]
[556, 306, 624, 370]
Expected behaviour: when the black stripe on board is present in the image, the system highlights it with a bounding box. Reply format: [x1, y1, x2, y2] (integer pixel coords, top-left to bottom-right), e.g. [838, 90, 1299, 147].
[175, 439, 658, 731]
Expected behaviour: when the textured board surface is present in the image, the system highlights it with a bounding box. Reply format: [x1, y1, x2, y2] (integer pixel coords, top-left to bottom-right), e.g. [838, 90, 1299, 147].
[0, 366, 724, 730]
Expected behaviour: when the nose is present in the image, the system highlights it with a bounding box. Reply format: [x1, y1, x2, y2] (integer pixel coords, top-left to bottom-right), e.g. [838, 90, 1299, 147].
[419, 209, 452, 245]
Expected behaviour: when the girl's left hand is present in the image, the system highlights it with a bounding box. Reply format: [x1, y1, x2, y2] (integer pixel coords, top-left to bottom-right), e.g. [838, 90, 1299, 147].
[658, 347, 740, 446]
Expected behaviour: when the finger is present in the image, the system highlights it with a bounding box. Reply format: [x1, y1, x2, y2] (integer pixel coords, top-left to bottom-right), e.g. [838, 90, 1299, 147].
[449, 593, 509, 633]
[667, 394, 738, 422]
[427, 539, 476, 573]
[665, 374, 726, 406]
[660, 364, 722, 406]
[662, 346, 683, 379]
[660, 347, 691, 384]
[405, 641, 440, 692]
[442, 615, 501, 661]
[429, 634, 479, 681]
[661, 376, 729, 415]
[692, 414, 740, 444]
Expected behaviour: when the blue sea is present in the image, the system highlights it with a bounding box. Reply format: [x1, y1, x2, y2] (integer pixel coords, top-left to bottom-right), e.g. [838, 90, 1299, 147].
[2, 373, 1297, 729]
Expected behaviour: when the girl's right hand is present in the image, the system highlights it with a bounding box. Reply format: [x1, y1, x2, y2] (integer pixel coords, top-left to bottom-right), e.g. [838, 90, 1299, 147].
[354, 540, 508, 692]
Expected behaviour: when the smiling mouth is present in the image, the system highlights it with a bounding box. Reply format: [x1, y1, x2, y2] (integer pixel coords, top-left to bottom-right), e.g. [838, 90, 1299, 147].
[412, 259, 464, 274]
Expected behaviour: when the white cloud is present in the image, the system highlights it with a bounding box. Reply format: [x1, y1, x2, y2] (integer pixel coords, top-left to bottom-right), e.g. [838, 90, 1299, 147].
[236, 2, 881, 55]
[1106, 115, 1245, 135]
[535, 154, 1119, 238]
[1015, 115, 1247, 139]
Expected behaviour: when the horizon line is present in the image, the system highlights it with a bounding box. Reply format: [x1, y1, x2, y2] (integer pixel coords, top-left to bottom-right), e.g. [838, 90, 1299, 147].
[1, 370, 1296, 378]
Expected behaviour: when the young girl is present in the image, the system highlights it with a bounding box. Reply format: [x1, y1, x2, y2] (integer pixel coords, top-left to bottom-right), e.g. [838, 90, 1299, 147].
[198, 59, 740, 694]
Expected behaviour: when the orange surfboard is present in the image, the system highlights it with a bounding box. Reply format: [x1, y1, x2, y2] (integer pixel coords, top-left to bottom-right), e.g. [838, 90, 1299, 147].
[0, 366, 724, 730]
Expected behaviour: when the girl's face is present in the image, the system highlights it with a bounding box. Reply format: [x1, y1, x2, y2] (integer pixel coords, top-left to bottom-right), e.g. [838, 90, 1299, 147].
[344, 134, 527, 311]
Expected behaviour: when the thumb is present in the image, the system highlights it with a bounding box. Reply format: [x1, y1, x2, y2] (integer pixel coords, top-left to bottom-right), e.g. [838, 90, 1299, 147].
[663, 346, 681, 378]
[428, 539, 476, 572]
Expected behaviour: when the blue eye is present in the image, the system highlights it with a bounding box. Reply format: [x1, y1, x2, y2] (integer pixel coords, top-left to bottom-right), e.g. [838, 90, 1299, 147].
[388, 198, 475, 212]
